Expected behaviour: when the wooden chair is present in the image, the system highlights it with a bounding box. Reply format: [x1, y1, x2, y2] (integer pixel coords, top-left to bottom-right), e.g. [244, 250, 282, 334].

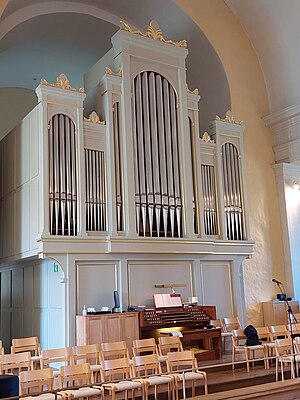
[210, 319, 232, 353]
[58, 363, 102, 399]
[274, 338, 300, 381]
[232, 329, 267, 372]
[256, 326, 272, 368]
[101, 341, 130, 360]
[11, 336, 41, 367]
[0, 352, 32, 374]
[158, 336, 183, 356]
[269, 325, 290, 341]
[0, 340, 4, 356]
[132, 354, 173, 400]
[133, 338, 167, 363]
[41, 348, 71, 377]
[72, 344, 101, 382]
[166, 350, 207, 399]
[19, 368, 59, 399]
[100, 357, 144, 400]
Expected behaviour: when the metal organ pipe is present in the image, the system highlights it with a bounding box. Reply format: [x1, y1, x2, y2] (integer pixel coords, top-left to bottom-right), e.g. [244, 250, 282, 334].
[221, 143, 244, 240]
[113, 102, 124, 231]
[85, 149, 107, 232]
[201, 165, 218, 236]
[132, 71, 182, 238]
[49, 114, 77, 236]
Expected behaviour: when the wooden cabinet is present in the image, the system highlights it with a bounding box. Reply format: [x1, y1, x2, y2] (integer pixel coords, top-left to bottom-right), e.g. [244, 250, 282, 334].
[262, 300, 299, 326]
[76, 312, 139, 354]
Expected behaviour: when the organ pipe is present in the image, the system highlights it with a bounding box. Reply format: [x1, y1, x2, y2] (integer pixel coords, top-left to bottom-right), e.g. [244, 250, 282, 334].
[49, 114, 77, 236]
[132, 71, 182, 237]
[221, 142, 245, 240]
[85, 149, 107, 231]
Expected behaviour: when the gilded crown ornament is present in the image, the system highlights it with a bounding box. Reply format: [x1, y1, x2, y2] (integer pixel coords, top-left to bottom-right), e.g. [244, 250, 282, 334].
[40, 73, 85, 93]
[120, 19, 187, 48]
[200, 132, 214, 143]
[84, 111, 106, 125]
[215, 110, 243, 125]
[105, 67, 122, 77]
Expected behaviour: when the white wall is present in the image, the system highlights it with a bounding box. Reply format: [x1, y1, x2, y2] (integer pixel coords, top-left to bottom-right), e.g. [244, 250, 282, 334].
[0, 259, 65, 351]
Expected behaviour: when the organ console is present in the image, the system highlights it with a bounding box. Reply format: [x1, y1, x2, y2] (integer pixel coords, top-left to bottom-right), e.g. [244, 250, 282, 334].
[139, 305, 222, 361]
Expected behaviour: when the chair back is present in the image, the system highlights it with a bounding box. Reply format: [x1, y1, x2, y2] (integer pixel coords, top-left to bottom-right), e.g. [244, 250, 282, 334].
[11, 336, 40, 356]
[269, 325, 289, 341]
[72, 344, 100, 365]
[132, 354, 161, 377]
[223, 317, 241, 332]
[101, 341, 129, 360]
[59, 362, 93, 388]
[256, 326, 271, 342]
[19, 368, 54, 395]
[132, 338, 158, 357]
[287, 323, 300, 334]
[166, 350, 197, 372]
[232, 329, 246, 346]
[158, 336, 183, 355]
[41, 347, 70, 368]
[274, 338, 294, 357]
[100, 357, 132, 382]
[0, 352, 32, 374]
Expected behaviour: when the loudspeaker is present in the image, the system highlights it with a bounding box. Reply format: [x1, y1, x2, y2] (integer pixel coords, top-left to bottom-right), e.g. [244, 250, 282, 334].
[113, 290, 120, 312]
[0, 375, 19, 398]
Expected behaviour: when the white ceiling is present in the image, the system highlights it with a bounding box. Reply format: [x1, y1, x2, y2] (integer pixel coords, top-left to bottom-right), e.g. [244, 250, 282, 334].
[226, 0, 300, 114]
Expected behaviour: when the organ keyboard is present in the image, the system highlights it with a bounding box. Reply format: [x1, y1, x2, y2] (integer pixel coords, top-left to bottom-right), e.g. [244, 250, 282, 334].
[139, 305, 215, 328]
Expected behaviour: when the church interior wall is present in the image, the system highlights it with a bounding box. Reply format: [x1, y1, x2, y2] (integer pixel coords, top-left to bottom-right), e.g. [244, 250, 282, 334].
[175, 0, 286, 326]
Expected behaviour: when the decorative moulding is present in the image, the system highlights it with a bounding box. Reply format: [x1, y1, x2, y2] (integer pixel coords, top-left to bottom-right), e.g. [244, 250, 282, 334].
[263, 102, 300, 128]
[105, 67, 122, 77]
[186, 84, 199, 95]
[84, 111, 106, 125]
[40, 73, 85, 93]
[200, 132, 214, 143]
[120, 19, 187, 48]
[215, 110, 243, 125]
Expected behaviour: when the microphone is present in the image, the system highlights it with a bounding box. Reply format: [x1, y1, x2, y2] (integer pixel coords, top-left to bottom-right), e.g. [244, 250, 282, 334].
[272, 278, 283, 285]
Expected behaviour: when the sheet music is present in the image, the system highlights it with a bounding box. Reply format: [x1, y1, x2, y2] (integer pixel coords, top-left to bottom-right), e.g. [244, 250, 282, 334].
[153, 293, 182, 308]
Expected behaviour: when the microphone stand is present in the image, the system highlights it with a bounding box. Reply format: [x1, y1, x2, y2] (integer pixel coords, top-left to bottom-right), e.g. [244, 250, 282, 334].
[274, 280, 298, 377]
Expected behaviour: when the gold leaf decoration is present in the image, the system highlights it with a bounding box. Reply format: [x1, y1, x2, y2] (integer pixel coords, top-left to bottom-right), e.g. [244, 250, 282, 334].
[84, 111, 106, 125]
[40, 73, 85, 93]
[215, 110, 243, 125]
[120, 19, 187, 48]
[105, 67, 122, 77]
[200, 132, 214, 143]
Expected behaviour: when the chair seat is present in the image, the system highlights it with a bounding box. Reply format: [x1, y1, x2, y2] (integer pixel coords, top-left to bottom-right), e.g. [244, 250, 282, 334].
[221, 332, 232, 337]
[247, 345, 265, 351]
[157, 355, 168, 363]
[146, 375, 173, 386]
[63, 387, 101, 398]
[103, 380, 142, 391]
[31, 355, 42, 362]
[172, 371, 205, 381]
[90, 364, 101, 372]
[21, 394, 63, 400]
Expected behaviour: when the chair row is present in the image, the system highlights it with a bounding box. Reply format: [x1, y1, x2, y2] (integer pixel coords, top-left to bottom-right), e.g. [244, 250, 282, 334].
[19, 352, 208, 400]
[0, 337, 186, 376]
[232, 327, 300, 381]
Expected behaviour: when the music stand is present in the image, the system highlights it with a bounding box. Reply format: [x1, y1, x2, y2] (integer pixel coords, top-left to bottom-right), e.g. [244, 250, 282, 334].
[273, 280, 298, 375]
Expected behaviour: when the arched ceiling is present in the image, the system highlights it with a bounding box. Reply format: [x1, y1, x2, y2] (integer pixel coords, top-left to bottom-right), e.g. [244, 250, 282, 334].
[226, 0, 300, 114]
[0, 0, 231, 139]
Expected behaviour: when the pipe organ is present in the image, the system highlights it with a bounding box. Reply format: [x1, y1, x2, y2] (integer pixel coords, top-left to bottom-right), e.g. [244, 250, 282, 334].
[1, 18, 252, 268]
